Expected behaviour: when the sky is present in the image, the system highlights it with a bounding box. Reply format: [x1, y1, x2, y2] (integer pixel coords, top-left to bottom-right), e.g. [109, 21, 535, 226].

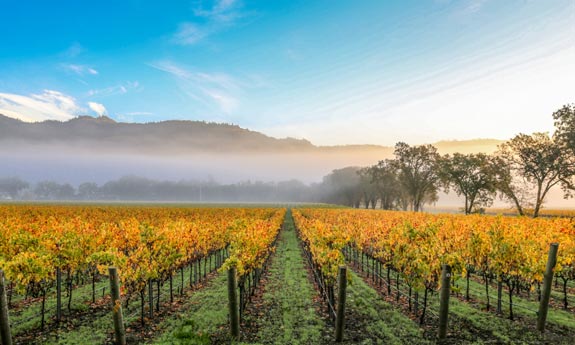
[0, 0, 573, 146]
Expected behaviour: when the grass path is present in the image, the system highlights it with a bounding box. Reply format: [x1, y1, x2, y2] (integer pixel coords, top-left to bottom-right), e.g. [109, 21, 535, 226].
[239, 210, 325, 345]
[242, 210, 427, 344]
[151, 271, 231, 345]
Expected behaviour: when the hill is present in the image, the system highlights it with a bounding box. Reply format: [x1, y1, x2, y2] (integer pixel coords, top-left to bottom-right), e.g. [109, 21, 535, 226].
[0, 114, 507, 185]
[0, 114, 503, 155]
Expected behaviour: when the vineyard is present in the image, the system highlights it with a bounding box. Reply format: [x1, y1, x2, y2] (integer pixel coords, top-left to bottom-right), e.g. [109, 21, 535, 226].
[0, 204, 574, 344]
[0, 205, 284, 344]
[293, 208, 575, 341]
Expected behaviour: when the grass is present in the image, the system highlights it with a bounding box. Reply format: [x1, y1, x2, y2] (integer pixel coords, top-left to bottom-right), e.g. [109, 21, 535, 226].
[24, 251, 223, 344]
[151, 271, 230, 345]
[238, 210, 324, 345]
[351, 252, 575, 343]
[459, 276, 575, 330]
[9, 278, 109, 336]
[340, 270, 430, 345]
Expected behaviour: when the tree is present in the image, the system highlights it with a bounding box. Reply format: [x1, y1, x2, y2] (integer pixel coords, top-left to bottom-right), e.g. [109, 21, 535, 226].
[391, 142, 441, 212]
[34, 181, 76, 200]
[496, 132, 574, 217]
[491, 156, 531, 216]
[553, 104, 575, 152]
[77, 182, 100, 200]
[439, 153, 497, 214]
[0, 177, 29, 199]
[552, 104, 575, 193]
[368, 160, 402, 210]
[321, 167, 362, 207]
[357, 167, 378, 209]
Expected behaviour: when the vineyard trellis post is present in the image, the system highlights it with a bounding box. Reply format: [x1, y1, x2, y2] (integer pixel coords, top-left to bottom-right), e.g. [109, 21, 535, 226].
[109, 267, 126, 345]
[438, 264, 451, 341]
[0, 270, 13, 345]
[335, 265, 347, 342]
[227, 267, 240, 339]
[56, 267, 62, 324]
[537, 243, 559, 333]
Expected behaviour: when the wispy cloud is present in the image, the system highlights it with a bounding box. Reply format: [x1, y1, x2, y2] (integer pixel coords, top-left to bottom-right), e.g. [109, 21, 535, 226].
[149, 60, 241, 113]
[87, 81, 140, 97]
[171, 0, 246, 45]
[193, 0, 242, 22]
[88, 102, 107, 116]
[62, 63, 99, 76]
[62, 42, 84, 58]
[0, 90, 83, 122]
[455, 0, 489, 16]
[173, 23, 207, 45]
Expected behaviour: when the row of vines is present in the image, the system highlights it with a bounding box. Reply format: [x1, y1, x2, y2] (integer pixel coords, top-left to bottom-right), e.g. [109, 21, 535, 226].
[293, 208, 575, 321]
[0, 205, 284, 335]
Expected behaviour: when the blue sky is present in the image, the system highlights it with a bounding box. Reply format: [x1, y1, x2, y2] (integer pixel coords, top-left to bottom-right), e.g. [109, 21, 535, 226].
[0, 0, 573, 145]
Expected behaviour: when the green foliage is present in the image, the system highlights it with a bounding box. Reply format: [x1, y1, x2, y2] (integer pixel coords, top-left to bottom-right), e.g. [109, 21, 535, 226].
[496, 132, 574, 217]
[439, 153, 498, 214]
[392, 142, 441, 212]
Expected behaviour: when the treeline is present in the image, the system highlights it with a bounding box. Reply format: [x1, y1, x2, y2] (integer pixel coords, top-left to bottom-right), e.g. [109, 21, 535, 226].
[0, 176, 318, 203]
[332, 104, 575, 217]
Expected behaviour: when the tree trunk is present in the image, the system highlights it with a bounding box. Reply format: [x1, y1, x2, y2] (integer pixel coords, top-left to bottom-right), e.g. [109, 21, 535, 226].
[419, 288, 428, 325]
[508, 280, 515, 320]
[140, 290, 145, 326]
[92, 272, 96, 304]
[533, 182, 543, 218]
[67, 270, 73, 311]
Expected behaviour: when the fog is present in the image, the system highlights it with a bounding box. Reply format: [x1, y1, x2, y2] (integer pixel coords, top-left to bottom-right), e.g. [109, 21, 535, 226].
[1, 146, 391, 185]
[0, 116, 571, 208]
[1, 147, 572, 208]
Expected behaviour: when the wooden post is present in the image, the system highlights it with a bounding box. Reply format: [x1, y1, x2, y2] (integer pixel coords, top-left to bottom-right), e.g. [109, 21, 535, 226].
[438, 264, 451, 341]
[335, 266, 347, 342]
[227, 268, 239, 338]
[56, 267, 62, 323]
[148, 279, 153, 319]
[537, 243, 559, 333]
[0, 270, 13, 345]
[109, 267, 126, 345]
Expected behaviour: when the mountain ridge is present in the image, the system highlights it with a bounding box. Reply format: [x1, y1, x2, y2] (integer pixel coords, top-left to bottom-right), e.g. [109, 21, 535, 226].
[0, 114, 504, 154]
